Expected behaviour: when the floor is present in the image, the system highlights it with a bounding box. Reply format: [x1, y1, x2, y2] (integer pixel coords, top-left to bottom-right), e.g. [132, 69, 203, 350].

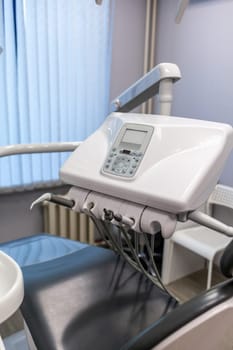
[0, 311, 24, 339]
[167, 266, 227, 303]
[0, 266, 227, 340]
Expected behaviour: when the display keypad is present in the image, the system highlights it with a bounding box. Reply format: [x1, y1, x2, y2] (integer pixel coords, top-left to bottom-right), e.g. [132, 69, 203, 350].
[102, 123, 153, 178]
[104, 149, 143, 177]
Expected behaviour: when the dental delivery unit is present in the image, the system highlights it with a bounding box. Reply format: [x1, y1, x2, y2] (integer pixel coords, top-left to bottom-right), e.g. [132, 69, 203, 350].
[1, 63, 233, 350]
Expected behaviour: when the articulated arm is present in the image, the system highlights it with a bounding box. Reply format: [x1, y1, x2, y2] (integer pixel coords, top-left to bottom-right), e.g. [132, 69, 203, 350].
[111, 63, 181, 115]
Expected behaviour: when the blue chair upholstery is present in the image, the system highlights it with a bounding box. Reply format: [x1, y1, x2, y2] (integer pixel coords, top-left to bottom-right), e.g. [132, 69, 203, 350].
[0, 233, 88, 267]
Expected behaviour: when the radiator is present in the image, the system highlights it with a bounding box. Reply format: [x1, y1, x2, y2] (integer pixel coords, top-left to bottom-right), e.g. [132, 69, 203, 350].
[43, 202, 95, 244]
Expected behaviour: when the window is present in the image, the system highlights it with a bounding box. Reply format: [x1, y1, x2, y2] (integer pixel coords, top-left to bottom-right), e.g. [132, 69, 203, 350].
[0, 0, 114, 188]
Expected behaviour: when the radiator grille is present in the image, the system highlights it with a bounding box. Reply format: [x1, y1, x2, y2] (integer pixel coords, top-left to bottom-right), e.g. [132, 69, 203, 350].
[43, 202, 95, 244]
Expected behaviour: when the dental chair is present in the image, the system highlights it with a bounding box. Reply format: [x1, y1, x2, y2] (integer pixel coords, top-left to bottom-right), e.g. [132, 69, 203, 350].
[1, 63, 233, 350]
[20, 241, 233, 350]
[21, 245, 178, 350]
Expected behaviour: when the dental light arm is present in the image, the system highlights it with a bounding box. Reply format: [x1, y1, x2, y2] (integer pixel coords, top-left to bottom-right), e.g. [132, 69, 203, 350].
[111, 63, 181, 115]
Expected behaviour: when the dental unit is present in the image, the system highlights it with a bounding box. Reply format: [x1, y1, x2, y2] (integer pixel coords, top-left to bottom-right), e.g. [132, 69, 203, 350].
[31, 62, 233, 289]
[1, 62, 233, 350]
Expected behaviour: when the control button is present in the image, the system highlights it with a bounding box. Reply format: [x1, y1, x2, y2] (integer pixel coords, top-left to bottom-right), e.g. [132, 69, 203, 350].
[129, 170, 134, 175]
[112, 148, 116, 152]
[107, 159, 111, 163]
[132, 164, 137, 169]
[109, 153, 114, 157]
[105, 165, 109, 169]
[135, 158, 139, 162]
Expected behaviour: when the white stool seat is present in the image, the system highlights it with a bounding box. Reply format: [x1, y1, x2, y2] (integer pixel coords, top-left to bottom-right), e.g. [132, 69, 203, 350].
[172, 226, 232, 261]
[0, 251, 24, 350]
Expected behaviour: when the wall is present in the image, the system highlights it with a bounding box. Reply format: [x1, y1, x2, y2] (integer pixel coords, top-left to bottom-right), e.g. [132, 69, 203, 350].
[0, 0, 147, 243]
[155, 0, 233, 186]
[110, 0, 146, 100]
[0, 185, 69, 243]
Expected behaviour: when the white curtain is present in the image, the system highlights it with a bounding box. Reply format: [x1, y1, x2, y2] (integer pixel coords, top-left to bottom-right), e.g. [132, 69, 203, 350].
[0, 0, 114, 187]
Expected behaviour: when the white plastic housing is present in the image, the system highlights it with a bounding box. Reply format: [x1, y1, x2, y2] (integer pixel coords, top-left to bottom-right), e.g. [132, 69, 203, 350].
[67, 187, 177, 238]
[0, 251, 24, 324]
[60, 112, 233, 214]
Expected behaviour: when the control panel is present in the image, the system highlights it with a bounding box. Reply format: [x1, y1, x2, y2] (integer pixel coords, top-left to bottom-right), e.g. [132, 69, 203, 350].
[102, 123, 154, 178]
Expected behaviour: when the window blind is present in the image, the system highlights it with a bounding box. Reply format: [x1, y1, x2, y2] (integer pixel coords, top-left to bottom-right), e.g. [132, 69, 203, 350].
[0, 0, 114, 187]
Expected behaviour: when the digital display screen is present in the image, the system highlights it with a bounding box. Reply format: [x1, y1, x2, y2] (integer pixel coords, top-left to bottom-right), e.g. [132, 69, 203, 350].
[122, 129, 147, 145]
